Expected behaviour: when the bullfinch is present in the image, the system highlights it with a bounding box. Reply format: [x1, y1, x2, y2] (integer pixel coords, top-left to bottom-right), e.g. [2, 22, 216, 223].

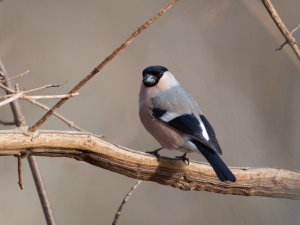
[139, 65, 236, 182]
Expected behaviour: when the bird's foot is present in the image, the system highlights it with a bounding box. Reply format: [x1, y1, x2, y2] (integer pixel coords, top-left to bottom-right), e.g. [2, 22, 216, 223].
[176, 153, 189, 165]
[146, 147, 162, 159]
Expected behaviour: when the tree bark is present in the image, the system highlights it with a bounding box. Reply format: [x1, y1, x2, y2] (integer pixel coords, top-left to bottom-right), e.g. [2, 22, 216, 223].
[0, 129, 299, 200]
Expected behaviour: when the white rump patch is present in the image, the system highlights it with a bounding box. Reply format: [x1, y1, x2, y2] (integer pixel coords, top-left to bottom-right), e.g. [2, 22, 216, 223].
[200, 121, 210, 141]
[181, 141, 198, 153]
[160, 112, 179, 122]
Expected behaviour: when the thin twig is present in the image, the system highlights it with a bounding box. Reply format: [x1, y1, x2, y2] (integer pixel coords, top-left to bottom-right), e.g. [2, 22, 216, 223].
[275, 41, 288, 51]
[112, 180, 142, 225]
[290, 24, 300, 35]
[0, 91, 23, 107]
[28, 0, 179, 132]
[0, 70, 30, 83]
[22, 84, 60, 94]
[17, 154, 23, 190]
[276, 24, 300, 51]
[0, 83, 69, 99]
[0, 92, 79, 100]
[0, 61, 57, 225]
[0, 82, 16, 93]
[23, 93, 79, 100]
[0, 92, 79, 105]
[261, 0, 300, 60]
[26, 99, 85, 131]
[0, 81, 84, 131]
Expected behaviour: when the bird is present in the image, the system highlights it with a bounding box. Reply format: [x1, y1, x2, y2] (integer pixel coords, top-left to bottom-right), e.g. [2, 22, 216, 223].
[139, 65, 236, 182]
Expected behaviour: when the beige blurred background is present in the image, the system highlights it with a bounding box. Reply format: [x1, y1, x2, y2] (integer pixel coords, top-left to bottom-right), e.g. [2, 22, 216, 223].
[1, 0, 300, 224]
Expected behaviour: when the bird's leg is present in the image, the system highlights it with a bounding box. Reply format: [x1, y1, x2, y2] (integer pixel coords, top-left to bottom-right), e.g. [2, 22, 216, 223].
[146, 147, 163, 158]
[176, 152, 189, 165]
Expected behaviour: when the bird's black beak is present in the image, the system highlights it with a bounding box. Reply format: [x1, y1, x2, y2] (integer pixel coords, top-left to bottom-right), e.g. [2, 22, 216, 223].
[143, 74, 157, 87]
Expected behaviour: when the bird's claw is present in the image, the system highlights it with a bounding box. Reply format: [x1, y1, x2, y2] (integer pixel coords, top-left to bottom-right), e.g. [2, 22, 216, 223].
[176, 153, 189, 165]
[146, 149, 161, 159]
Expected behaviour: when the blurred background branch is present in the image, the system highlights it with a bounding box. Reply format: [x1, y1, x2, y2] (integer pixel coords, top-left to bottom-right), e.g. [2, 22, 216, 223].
[0, 129, 299, 200]
[0, 61, 57, 225]
[261, 0, 300, 60]
[112, 180, 142, 225]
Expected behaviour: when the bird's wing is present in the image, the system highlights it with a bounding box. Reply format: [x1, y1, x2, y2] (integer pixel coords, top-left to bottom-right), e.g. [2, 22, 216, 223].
[150, 87, 220, 153]
[199, 115, 222, 154]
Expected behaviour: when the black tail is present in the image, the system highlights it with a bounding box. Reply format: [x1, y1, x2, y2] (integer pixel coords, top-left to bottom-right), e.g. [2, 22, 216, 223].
[191, 140, 236, 182]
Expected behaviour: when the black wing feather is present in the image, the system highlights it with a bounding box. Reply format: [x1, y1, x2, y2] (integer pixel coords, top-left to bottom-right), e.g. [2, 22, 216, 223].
[152, 108, 167, 118]
[167, 114, 202, 137]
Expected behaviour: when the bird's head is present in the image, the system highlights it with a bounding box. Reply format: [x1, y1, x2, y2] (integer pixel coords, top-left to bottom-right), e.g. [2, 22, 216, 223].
[142, 65, 168, 87]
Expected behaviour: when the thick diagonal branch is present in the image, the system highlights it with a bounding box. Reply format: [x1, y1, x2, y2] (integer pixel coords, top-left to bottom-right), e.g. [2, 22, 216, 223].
[0, 129, 299, 200]
[28, 0, 179, 132]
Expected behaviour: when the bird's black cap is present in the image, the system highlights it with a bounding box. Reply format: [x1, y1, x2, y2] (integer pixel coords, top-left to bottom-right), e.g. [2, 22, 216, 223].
[142, 65, 168, 77]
